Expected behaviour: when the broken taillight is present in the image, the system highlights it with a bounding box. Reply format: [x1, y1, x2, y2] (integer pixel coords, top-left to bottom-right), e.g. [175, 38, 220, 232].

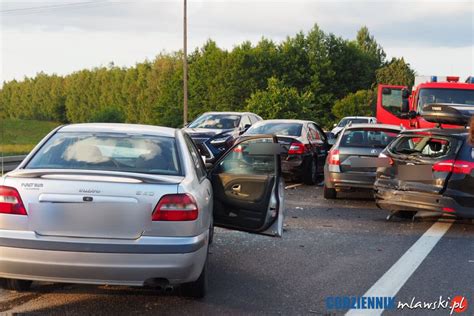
[433, 160, 474, 175]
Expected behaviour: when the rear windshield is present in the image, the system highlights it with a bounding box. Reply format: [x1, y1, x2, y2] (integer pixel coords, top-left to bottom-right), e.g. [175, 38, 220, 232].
[246, 123, 303, 136]
[388, 135, 457, 159]
[26, 132, 182, 176]
[337, 118, 369, 127]
[339, 129, 399, 148]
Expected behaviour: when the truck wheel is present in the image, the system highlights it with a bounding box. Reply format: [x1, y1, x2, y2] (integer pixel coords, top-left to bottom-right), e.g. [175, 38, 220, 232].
[303, 158, 318, 185]
[0, 279, 32, 292]
[323, 185, 337, 199]
[180, 251, 208, 299]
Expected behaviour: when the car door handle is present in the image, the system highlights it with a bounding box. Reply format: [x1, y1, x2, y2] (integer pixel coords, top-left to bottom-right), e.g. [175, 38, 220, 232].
[232, 184, 241, 192]
[230, 184, 249, 197]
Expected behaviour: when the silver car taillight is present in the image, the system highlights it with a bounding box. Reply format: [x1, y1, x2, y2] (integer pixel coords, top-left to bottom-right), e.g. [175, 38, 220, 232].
[0, 186, 27, 216]
[152, 194, 198, 221]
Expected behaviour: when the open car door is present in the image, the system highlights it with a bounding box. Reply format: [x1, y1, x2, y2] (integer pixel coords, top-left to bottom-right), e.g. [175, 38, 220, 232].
[210, 135, 284, 237]
[377, 84, 409, 127]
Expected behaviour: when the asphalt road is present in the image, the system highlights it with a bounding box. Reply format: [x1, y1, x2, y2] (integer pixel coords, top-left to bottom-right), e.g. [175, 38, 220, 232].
[0, 184, 472, 315]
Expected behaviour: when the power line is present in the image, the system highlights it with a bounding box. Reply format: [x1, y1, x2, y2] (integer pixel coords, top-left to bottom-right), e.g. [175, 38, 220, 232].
[0, 1, 109, 15]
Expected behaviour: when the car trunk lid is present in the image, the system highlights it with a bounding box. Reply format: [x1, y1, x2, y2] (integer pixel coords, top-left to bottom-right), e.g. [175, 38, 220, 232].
[339, 147, 384, 173]
[4, 170, 182, 239]
[377, 134, 462, 194]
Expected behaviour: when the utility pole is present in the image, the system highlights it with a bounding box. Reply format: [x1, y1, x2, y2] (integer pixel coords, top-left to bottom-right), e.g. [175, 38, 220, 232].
[183, 0, 188, 126]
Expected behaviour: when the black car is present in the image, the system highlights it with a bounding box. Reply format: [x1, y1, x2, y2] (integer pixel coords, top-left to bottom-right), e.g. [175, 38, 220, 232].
[243, 119, 329, 185]
[323, 123, 403, 199]
[184, 112, 262, 162]
[374, 104, 474, 219]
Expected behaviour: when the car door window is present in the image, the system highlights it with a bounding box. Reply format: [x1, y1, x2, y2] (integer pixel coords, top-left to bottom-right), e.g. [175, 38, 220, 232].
[317, 127, 327, 142]
[184, 134, 207, 180]
[240, 115, 252, 128]
[216, 141, 276, 175]
[382, 88, 404, 116]
[309, 124, 324, 141]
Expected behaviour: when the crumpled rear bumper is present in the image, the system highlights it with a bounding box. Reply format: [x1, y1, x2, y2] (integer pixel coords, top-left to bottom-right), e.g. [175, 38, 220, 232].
[375, 188, 474, 218]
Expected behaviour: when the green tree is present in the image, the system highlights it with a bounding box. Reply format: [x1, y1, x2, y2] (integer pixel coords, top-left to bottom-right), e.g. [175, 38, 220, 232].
[332, 89, 375, 120]
[376, 57, 415, 87]
[356, 26, 386, 68]
[245, 77, 314, 120]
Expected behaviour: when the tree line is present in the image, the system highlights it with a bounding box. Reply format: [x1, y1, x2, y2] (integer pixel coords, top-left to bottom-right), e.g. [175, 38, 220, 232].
[0, 25, 415, 129]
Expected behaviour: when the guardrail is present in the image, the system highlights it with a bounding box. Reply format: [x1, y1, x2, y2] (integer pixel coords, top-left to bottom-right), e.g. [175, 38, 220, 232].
[1, 155, 27, 175]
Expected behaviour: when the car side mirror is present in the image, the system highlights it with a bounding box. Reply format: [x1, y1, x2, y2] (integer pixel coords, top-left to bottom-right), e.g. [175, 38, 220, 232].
[408, 110, 418, 119]
[401, 88, 411, 99]
[239, 124, 251, 135]
[328, 138, 336, 146]
[401, 99, 410, 113]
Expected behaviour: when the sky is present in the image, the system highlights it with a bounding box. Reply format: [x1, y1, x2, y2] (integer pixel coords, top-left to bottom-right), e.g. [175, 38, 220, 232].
[0, 0, 473, 84]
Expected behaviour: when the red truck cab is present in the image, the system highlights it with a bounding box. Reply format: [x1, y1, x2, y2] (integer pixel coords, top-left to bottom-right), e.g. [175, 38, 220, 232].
[377, 76, 474, 129]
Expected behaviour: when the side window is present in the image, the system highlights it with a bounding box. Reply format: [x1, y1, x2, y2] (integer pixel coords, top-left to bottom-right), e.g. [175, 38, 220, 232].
[216, 138, 276, 175]
[240, 115, 252, 128]
[309, 124, 323, 141]
[304, 125, 313, 141]
[382, 88, 403, 116]
[184, 134, 206, 180]
[249, 115, 259, 124]
[315, 125, 327, 142]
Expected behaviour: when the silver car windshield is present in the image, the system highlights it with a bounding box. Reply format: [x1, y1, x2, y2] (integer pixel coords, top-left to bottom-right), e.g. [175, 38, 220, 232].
[26, 132, 182, 176]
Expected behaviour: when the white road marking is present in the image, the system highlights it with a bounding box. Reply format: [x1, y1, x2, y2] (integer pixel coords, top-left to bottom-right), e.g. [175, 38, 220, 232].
[346, 220, 454, 316]
[469, 260, 474, 263]
[285, 183, 303, 190]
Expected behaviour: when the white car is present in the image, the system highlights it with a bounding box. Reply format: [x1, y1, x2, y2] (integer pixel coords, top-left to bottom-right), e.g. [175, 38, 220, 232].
[0, 123, 284, 298]
[331, 116, 377, 136]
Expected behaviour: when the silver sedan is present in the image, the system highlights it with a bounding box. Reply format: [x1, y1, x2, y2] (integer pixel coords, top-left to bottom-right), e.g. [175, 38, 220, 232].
[0, 123, 284, 298]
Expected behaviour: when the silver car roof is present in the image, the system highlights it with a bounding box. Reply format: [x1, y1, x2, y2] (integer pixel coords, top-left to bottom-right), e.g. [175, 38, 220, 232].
[344, 123, 403, 130]
[59, 123, 177, 137]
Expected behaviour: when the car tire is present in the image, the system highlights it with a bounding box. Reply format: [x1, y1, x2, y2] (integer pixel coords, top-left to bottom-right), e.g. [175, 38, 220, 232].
[0, 279, 32, 292]
[303, 158, 318, 185]
[180, 250, 208, 299]
[323, 185, 337, 199]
